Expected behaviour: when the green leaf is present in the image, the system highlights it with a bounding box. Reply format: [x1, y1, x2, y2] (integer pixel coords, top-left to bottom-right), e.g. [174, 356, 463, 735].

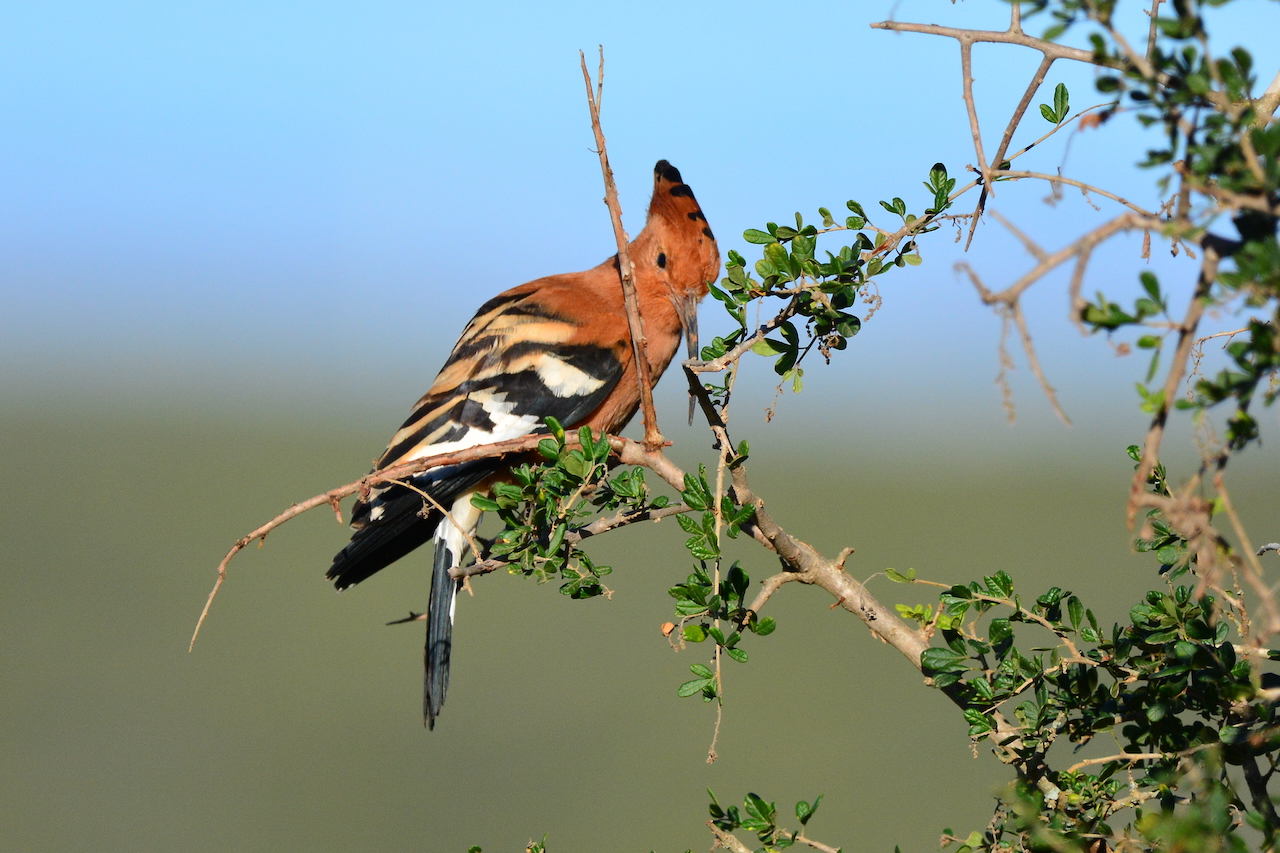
[921, 647, 968, 673]
[690, 663, 714, 679]
[1040, 103, 1059, 123]
[470, 494, 501, 511]
[750, 337, 788, 357]
[678, 677, 712, 697]
[1054, 82, 1069, 120]
[984, 571, 1014, 599]
[743, 228, 775, 245]
[752, 616, 777, 636]
[684, 624, 708, 642]
[725, 647, 748, 663]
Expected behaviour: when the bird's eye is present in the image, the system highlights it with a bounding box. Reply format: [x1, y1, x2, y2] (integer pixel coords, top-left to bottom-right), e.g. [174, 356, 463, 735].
[656, 252, 667, 268]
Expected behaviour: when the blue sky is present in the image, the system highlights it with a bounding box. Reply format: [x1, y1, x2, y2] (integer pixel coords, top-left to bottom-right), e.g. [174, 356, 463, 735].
[2, 0, 1277, 431]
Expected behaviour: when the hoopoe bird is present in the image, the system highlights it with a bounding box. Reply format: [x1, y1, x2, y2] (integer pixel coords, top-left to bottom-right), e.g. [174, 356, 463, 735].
[326, 160, 719, 728]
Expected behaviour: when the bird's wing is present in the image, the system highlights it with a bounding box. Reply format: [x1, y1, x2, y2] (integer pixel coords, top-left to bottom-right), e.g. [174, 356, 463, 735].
[325, 281, 628, 591]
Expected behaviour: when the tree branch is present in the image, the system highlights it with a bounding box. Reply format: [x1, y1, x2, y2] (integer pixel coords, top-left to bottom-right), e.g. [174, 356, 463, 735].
[1259, 68, 1280, 124]
[450, 502, 692, 580]
[1128, 243, 1219, 526]
[189, 431, 675, 651]
[726, 462, 930, 666]
[579, 48, 664, 451]
[869, 20, 1096, 65]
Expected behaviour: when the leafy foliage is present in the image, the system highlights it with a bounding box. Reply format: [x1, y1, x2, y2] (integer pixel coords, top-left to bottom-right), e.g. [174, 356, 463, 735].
[471, 418, 667, 598]
[464, 2, 1280, 851]
[708, 790, 828, 851]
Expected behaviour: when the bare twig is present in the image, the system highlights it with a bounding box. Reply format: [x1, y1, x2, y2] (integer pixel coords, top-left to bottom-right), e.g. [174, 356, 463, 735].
[190, 431, 675, 651]
[1214, 473, 1280, 636]
[981, 212, 1156, 306]
[579, 48, 663, 452]
[960, 39, 992, 201]
[991, 209, 1047, 260]
[708, 824, 753, 853]
[870, 20, 1098, 66]
[1128, 244, 1219, 525]
[1067, 744, 1213, 774]
[1145, 0, 1164, 66]
[388, 477, 483, 564]
[1258, 69, 1280, 123]
[992, 170, 1157, 216]
[1013, 301, 1071, 425]
[1004, 102, 1120, 165]
[686, 299, 801, 374]
[989, 54, 1056, 176]
[793, 833, 843, 853]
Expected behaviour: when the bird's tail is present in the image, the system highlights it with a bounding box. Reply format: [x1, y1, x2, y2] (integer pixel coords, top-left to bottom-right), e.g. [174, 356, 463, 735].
[424, 498, 478, 729]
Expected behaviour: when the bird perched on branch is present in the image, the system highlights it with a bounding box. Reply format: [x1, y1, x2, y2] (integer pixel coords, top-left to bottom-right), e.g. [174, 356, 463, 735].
[326, 160, 720, 728]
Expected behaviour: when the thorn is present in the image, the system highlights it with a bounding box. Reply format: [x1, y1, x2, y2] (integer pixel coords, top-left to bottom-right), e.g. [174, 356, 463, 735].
[387, 611, 426, 625]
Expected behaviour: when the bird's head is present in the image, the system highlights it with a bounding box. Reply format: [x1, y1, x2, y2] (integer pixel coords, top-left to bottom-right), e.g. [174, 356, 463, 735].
[634, 160, 721, 360]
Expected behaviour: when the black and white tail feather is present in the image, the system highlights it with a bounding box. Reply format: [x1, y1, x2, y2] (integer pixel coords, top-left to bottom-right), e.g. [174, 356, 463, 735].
[325, 289, 627, 729]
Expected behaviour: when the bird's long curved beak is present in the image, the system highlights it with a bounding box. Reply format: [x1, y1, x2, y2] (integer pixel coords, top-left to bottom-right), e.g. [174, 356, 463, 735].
[673, 289, 700, 425]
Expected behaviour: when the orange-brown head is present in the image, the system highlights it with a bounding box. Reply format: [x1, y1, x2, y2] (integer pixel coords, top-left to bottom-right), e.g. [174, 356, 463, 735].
[629, 160, 721, 361]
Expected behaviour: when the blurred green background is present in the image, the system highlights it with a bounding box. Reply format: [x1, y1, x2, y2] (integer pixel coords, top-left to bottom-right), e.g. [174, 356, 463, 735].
[4, 378, 1275, 852]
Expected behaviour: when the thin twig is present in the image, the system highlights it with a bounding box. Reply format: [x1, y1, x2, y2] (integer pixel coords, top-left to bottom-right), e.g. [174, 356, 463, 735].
[960, 39, 992, 200]
[991, 209, 1047, 260]
[579, 48, 663, 451]
[190, 431, 676, 651]
[1145, 0, 1164, 66]
[708, 824, 753, 853]
[1215, 473, 1280, 636]
[992, 170, 1157, 216]
[1067, 744, 1213, 775]
[870, 20, 1097, 65]
[989, 54, 1056, 177]
[1128, 244, 1219, 525]
[1004, 102, 1120, 165]
[982, 212, 1155, 305]
[1258, 69, 1280, 123]
[793, 833, 843, 853]
[960, 38, 991, 251]
[388, 477, 483, 565]
[1013, 301, 1071, 425]
[686, 299, 801, 374]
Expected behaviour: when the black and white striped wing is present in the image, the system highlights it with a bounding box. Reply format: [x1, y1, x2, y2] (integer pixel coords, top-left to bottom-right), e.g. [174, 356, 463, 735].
[326, 289, 625, 590]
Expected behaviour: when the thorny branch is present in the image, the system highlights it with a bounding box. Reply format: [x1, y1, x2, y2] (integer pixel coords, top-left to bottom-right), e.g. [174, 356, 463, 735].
[579, 47, 664, 452]
[1128, 245, 1219, 526]
[191, 431, 587, 651]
